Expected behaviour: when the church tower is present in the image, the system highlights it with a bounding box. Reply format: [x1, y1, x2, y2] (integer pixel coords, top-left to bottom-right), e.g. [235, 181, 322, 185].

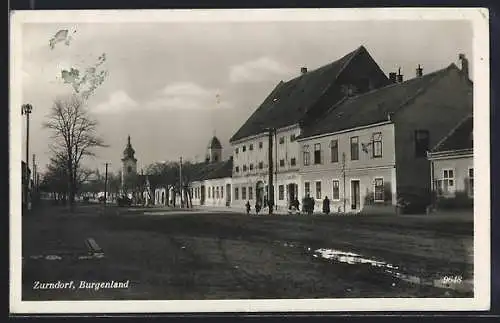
[121, 135, 137, 188]
[207, 136, 222, 163]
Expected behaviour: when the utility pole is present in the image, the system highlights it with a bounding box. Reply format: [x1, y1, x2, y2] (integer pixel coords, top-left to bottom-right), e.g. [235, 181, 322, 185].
[342, 152, 346, 213]
[274, 129, 278, 211]
[32, 154, 37, 204]
[104, 162, 109, 207]
[268, 128, 274, 215]
[179, 157, 183, 208]
[22, 104, 33, 210]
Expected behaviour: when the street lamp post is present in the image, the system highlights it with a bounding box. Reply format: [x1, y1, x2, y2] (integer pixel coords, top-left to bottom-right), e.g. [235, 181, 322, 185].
[22, 104, 33, 209]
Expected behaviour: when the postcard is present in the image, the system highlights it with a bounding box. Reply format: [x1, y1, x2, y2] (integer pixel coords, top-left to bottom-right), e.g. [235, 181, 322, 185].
[10, 8, 490, 314]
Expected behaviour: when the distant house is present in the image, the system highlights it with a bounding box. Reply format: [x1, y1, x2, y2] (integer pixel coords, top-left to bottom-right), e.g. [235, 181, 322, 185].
[152, 136, 233, 207]
[229, 45, 391, 211]
[427, 115, 473, 201]
[297, 56, 472, 214]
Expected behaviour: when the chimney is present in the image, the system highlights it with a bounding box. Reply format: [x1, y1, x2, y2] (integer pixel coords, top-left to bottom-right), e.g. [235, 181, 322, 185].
[416, 64, 423, 77]
[397, 67, 403, 83]
[389, 72, 397, 83]
[300, 67, 308, 75]
[459, 53, 469, 79]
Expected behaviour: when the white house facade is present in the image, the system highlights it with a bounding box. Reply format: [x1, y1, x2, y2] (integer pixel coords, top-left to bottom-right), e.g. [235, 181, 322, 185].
[298, 122, 397, 213]
[230, 124, 302, 211]
[427, 115, 473, 199]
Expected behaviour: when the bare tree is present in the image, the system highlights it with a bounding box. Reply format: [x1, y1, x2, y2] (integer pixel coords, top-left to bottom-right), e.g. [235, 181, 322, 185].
[43, 94, 107, 210]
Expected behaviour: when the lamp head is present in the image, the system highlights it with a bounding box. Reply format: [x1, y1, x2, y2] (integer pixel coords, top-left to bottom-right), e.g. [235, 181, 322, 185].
[22, 104, 33, 115]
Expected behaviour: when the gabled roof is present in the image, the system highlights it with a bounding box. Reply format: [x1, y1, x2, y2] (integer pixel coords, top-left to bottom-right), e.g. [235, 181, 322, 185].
[431, 115, 473, 153]
[299, 64, 463, 139]
[230, 46, 368, 142]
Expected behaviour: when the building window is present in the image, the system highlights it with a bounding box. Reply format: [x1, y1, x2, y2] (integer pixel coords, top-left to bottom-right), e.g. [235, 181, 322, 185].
[127, 166, 132, 173]
[439, 169, 455, 195]
[235, 147, 239, 154]
[235, 166, 239, 173]
[304, 182, 311, 197]
[242, 145, 246, 152]
[278, 185, 284, 200]
[221, 186, 224, 198]
[258, 162, 264, 169]
[350, 136, 359, 160]
[303, 145, 310, 166]
[279, 137, 285, 144]
[290, 158, 296, 166]
[332, 180, 340, 201]
[249, 144, 254, 151]
[259, 141, 263, 149]
[242, 187, 247, 200]
[212, 187, 215, 199]
[234, 187, 239, 200]
[216, 187, 220, 199]
[208, 187, 211, 198]
[415, 130, 430, 158]
[330, 139, 338, 163]
[315, 181, 322, 200]
[243, 165, 247, 172]
[290, 134, 296, 142]
[279, 159, 285, 167]
[314, 143, 322, 164]
[249, 163, 254, 171]
[374, 178, 384, 202]
[372, 132, 382, 158]
[249, 187, 253, 200]
[468, 168, 474, 197]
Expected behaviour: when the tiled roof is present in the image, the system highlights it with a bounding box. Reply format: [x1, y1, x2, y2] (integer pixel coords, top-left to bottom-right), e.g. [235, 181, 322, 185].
[191, 158, 233, 182]
[431, 115, 473, 152]
[299, 64, 461, 139]
[230, 46, 366, 142]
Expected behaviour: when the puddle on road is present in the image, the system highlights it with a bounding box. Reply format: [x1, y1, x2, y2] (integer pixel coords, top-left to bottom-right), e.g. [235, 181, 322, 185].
[277, 241, 472, 294]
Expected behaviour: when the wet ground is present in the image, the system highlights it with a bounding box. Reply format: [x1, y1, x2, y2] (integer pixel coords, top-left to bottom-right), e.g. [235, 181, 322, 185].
[21, 203, 473, 300]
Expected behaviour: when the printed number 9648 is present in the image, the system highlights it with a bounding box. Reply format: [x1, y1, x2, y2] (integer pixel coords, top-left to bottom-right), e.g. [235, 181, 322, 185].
[442, 275, 463, 284]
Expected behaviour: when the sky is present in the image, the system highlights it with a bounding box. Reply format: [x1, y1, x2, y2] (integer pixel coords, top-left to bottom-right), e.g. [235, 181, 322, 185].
[19, 18, 473, 175]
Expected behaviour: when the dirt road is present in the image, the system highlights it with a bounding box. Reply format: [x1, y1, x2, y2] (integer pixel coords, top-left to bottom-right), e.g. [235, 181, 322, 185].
[21, 203, 473, 300]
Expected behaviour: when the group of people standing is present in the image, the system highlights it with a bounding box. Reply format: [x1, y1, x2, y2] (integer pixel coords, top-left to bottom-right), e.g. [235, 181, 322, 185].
[245, 195, 331, 215]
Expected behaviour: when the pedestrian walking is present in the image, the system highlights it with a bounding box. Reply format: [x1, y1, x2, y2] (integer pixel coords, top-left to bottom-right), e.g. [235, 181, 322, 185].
[322, 196, 331, 215]
[255, 202, 261, 215]
[245, 201, 251, 214]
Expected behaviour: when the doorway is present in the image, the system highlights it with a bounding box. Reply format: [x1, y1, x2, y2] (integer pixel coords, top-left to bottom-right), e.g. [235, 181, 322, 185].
[200, 185, 206, 205]
[226, 183, 231, 206]
[351, 180, 360, 211]
[256, 181, 265, 206]
[287, 183, 297, 205]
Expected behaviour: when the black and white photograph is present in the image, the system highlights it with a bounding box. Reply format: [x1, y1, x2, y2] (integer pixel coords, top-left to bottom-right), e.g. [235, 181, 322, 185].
[10, 8, 490, 313]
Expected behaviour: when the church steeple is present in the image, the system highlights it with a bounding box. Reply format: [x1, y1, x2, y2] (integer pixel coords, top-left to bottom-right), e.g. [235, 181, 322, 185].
[121, 135, 138, 190]
[123, 134, 136, 160]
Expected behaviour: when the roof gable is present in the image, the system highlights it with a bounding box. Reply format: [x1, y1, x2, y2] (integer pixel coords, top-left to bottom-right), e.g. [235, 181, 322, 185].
[230, 46, 379, 142]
